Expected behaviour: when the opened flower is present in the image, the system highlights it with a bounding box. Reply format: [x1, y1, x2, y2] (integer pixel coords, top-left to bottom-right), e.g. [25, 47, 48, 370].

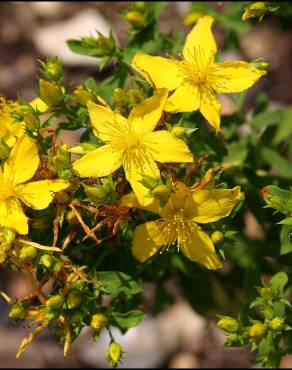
[0, 135, 69, 234]
[132, 16, 266, 132]
[122, 182, 241, 269]
[72, 89, 193, 206]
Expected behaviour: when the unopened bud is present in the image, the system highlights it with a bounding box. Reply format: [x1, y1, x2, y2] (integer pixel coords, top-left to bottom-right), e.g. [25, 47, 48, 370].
[108, 342, 124, 365]
[152, 184, 171, 203]
[9, 304, 26, 320]
[270, 317, 284, 331]
[171, 126, 186, 138]
[39, 79, 62, 107]
[126, 11, 147, 28]
[67, 291, 82, 310]
[242, 2, 268, 21]
[39, 254, 53, 269]
[66, 210, 79, 225]
[249, 322, 266, 340]
[129, 89, 145, 105]
[217, 316, 239, 333]
[46, 294, 64, 309]
[260, 287, 273, 300]
[211, 231, 224, 244]
[90, 313, 108, 331]
[74, 87, 92, 106]
[19, 246, 37, 263]
[53, 260, 62, 274]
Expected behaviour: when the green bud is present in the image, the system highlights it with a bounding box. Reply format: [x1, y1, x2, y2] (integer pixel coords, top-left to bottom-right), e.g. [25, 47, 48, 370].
[249, 322, 266, 340]
[66, 210, 79, 225]
[129, 89, 145, 105]
[19, 246, 38, 263]
[56, 191, 70, 205]
[39, 254, 53, 269]
[152, 184, 171, 203]
[67, 291, 82, 310]
[84, 185, 105, 204]
[9, 303, 26, 320]
[107, 342, 124, 365]
[211, 231, 224, 244]
[90, 313, 108, 331]
[126, 11, 147, 28]
[39, 57, 63, 82]
[70, 279, 85, 291]
[74, 86, 92, 105]
[53, 260, 62, 274]
[39, 79, 62, 107]
[260, 287, 274, 300]
[97, 32, 116, 55]
[270, 317, 284, 331]
[217, 316, 239, 333]
[171, 126, 186, 138]
[113, 88, 127, 107]
[46, 294, 64, 309]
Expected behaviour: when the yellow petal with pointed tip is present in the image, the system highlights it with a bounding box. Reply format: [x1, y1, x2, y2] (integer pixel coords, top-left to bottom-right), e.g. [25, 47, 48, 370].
[179, 226, 222, 269]
[87, 100, 127, 142]
[192, 186, 241, 224]
[210, 61, 266, 93]
[0, 198, 28, 235]
[132, 52, 182, 91]
[72, 144, 122, 178]
[164, 83, 200, 113]
[144, 130, 193, 163]
[129, 89, 168, 133]
[132, 221, 167, 262]
[183, 16, 217, 66]
[199, 87, 221, 133]
[4, 136, 39, 185]
[29, 98, 48, 113]
[123, 152, 159, 206]
[15, 180, 69, 210]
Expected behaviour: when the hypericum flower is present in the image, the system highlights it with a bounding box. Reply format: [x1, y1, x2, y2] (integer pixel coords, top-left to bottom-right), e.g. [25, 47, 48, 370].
[0, 97, 24, 147]
[132, 16, 267, 132]
[0, 135, 69, 234]
[121, 182, 241, 269]
[72, 89, 193, 206]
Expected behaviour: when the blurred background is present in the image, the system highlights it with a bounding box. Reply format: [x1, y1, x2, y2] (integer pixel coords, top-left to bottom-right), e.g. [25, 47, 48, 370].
[1, 1, 292, 368]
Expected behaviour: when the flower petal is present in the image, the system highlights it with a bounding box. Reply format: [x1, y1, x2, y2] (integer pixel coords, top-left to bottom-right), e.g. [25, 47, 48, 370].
[129, 88, 168, 133]
[210, 61, 266, 93]
[183, 16, 217, 66]
[4, 135, 39, 185]
[123, 152, 160, 206]
[15, 180, 69, 210]
[192, 186, 241, 224]
[0, 198, 28, 235]
[200, 87, 221, 133]
[164, 83, 200, 113]
[73, 144, 122, 178]
[179, 225, 222, 269]
[87, 100, 128, 142]
[132, 52, 182, 91]
[132, 221, 167, 262]
[121, 193, 160, 215]
[29, 98, 48, 113]
[144, 130, 193, 164]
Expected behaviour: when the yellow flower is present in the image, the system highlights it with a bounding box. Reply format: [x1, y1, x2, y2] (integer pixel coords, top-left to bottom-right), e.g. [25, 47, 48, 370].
[0, 97, 24, 147]
[121, 182, 241, 269]
[72, 89, 193, 206]
[0, 135, 69, 235]
[132, 16, 266, 132]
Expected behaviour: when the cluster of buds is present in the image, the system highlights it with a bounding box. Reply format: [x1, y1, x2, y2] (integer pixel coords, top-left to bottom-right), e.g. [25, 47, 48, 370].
[124, 2, 147, 29]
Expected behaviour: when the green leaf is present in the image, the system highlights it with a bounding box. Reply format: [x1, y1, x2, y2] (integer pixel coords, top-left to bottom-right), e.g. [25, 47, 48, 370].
[95, 271, 142, 296]
[260, 147, 292, 179]
[251, 110, 282, 129]
[273, 109, 292, 145]
[110, 310, 144, 329]
[270, 271, 289, 294]
[280, 225, 292, 255]
[67, 40, 102, 57]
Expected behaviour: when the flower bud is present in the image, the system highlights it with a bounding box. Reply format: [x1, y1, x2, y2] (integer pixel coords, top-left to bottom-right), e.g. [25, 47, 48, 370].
[242, 2, 268, 21]
[183, 12, 203, 26]
[90, 313, 108, 331]
[249, 322, 266, 340]
[52, 260, 62, 274]
[97, 32, 116, 55]
[171, 126, 186, 138]
[107, 342, 124, 366]
[67, 291, 82, 310]
[39, 79, 62, 107]
[113, 88, 127, 107]
[46, 294, 64, 309]
[9, 303, 26, 320]
[126, 11, 147, 28]
[39, 57, 63, 82]
[66, 210, 79, 225]
[260, 287, 273, 300]
[74, 86, 92, 106]
[211, 231, 224, 244]
[270, 317, 284, 331]
[129, 89, 145, 105]
[19, 246, 38, 263]
[217, 316, 239, 333]
[152, 184, 171, 203]
[56, 191, 70, 205]
[39, 254, 54, 269]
